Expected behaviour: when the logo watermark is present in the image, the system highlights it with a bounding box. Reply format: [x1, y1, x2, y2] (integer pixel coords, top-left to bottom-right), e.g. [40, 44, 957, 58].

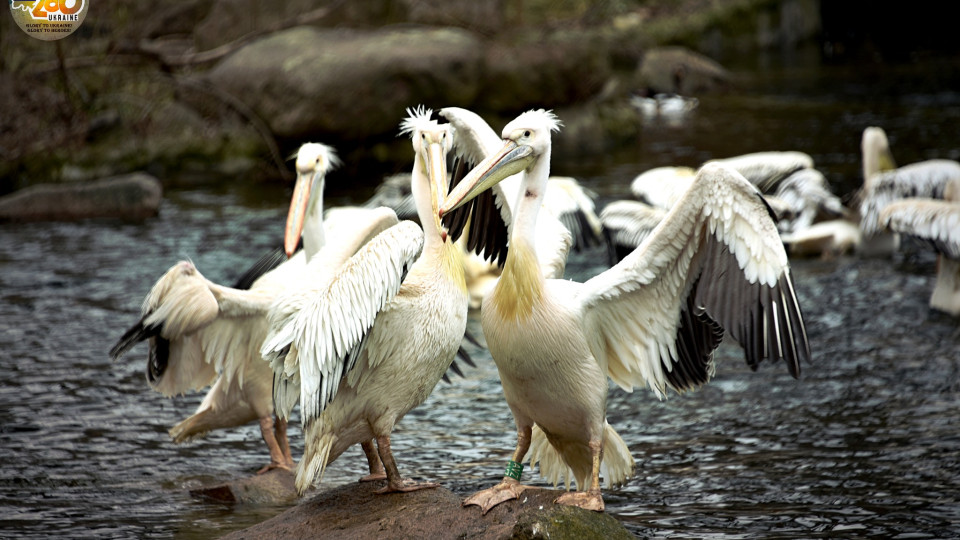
[9, 0, 88, 41]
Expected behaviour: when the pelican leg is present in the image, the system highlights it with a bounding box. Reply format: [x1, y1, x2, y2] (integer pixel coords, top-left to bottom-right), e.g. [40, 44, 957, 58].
[374, 435, 439, 493]
[359, 439, 387, 482]
[257, 415, 293, 474]
[274, 415, 295, 469]
[463, 424, 534, 515]
[555, 438, 605, 512]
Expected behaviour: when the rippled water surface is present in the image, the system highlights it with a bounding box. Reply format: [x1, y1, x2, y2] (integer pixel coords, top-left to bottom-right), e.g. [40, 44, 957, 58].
[2, 56, 960, 538]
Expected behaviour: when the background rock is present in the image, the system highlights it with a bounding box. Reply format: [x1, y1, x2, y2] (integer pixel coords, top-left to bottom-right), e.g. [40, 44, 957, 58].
[0, 173, 162, 222]
[207, 26, 485, 141]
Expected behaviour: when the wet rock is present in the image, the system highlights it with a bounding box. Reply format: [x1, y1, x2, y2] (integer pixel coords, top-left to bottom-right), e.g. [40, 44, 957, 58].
[206, 26, 484, 140]
[0, 173, 162, 222]
[190, 468, 298, 505]
[221, 480, 634, 540]
[637, 46, 730, 95]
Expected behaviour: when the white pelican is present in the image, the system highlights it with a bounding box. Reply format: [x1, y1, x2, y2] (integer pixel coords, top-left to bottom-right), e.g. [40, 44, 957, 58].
[858, 126, 960, 245]
[705, 151, 815, 193]
[880, 199, 960, 316]
[770, 168, 848, 234]
[629, 166, 696, 209]
[439, 109, 809, 513]
[261, 108, 469, 495]
[110, 143, 398, 475]
[438, 106, 575, 308]
[598, 199, 667, 263]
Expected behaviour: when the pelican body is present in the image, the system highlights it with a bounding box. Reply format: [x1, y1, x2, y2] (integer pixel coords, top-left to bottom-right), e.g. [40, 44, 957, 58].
[441, 110, 809, 513]
[110, 144, 399, 474]
[262, 108, 469, 495]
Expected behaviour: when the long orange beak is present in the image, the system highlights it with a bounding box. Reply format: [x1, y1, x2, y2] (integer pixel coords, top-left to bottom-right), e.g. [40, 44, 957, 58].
[284, 171, 313, 257]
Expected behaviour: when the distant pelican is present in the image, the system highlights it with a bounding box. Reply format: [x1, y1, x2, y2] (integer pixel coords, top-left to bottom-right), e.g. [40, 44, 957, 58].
[629, 166, 696, 209]
[706, 151, 814, 192]
[440, 109, 809, 513]
[617, 163, 850, 259]
[598, 199, 666, 263]
[110, 144, 398, 475]
[858, 127, 960, 248]
[880, 198, 960, 316]
[262, 108, 470, 495]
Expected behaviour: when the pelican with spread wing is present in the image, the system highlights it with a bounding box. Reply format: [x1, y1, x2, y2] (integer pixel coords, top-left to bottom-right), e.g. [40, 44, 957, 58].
[440, 109, 810, 513]
[110, 144, 399, 474]
[261, 108, 470, 495]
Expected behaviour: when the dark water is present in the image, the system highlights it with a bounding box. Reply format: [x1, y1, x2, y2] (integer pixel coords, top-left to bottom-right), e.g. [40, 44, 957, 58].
[3, 55, 960, 539]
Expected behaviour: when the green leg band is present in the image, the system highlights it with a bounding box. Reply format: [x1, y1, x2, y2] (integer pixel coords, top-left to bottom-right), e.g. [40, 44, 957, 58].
[505, 460, 523, 481]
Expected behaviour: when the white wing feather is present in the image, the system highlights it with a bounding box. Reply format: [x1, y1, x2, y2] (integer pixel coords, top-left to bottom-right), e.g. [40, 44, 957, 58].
[262, 221, 424, 424]
[880, 199, 960, 259]
[859, 161, 960, 236]
[580, 163, 808, 398]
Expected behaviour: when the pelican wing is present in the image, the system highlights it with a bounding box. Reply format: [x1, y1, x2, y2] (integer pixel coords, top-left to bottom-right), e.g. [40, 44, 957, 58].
[859, 161, 960, 236]
[261, 221, 424, 424]
[360, 173, 419, 221]
[706, 151, 814, 192]
[109, 261, 277, 396]
[880, 199, 960, 259]
[579, 164, 809, 398]
[599, 199, 668, 264]
[543, 176, 604, 251]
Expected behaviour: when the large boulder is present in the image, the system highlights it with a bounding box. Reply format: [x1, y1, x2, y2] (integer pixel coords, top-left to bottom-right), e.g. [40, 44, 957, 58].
[0, 173, 162, 222]
[221, 480, 635, 539]
[637, 46, 730, 95]
[206, 26, 485, 141]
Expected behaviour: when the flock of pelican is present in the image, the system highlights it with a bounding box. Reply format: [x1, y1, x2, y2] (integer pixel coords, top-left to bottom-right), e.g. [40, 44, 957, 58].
[111, 105, 957, 517]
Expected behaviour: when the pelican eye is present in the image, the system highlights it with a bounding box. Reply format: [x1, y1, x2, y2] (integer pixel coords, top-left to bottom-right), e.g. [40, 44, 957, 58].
[524, 130, 531, 138]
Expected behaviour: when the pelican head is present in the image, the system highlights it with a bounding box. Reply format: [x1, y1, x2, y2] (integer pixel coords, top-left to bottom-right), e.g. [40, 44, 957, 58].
[401, 106, 453, 236]
[285, 143, 339, 257]
[440, 109, 560, 214]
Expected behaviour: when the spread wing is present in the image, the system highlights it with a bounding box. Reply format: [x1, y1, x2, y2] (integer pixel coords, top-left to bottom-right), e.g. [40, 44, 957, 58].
[579, 163, 809, 398]
[859, 161, 960, 236]
[109, 261, 277, 396]
[261, 221, 424, 424]
[880, 199, 960, 259]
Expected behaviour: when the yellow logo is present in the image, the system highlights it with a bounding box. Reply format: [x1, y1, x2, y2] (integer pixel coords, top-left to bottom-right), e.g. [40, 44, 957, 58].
[9, 1, 88, 41]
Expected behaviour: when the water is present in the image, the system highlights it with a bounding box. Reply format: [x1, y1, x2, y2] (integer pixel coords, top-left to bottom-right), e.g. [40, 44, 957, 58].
[2, 54, 960, 538]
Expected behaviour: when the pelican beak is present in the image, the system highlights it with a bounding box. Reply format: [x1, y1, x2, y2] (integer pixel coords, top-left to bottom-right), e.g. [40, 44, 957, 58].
[284, 170, 314, 257]
[440, 140, 533, 215]
[425, 139, 449, 238]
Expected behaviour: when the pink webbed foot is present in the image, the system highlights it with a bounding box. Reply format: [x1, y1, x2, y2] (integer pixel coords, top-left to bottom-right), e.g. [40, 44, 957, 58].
[463, 478, 532, 515]
[555, 489, 605, 512]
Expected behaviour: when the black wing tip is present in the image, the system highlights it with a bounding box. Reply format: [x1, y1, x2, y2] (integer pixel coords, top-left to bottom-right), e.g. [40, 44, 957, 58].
[109, 319, 161, 360]
[232, 245, 294, 290]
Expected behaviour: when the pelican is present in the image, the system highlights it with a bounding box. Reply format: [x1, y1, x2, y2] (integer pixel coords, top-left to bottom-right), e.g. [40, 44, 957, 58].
[770, 168, 847, 234]
[438, 106, 576, 307]
[598, 199, 667, 263]
[440, 109, 809, 513]
[858, 127, 960, 249]
[705, 151, 814, 193]
[110, 143, 398, 475]
[880, 198, 960, 316]
[261, 108, 469, 495]
[630, 166, 696, 209]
